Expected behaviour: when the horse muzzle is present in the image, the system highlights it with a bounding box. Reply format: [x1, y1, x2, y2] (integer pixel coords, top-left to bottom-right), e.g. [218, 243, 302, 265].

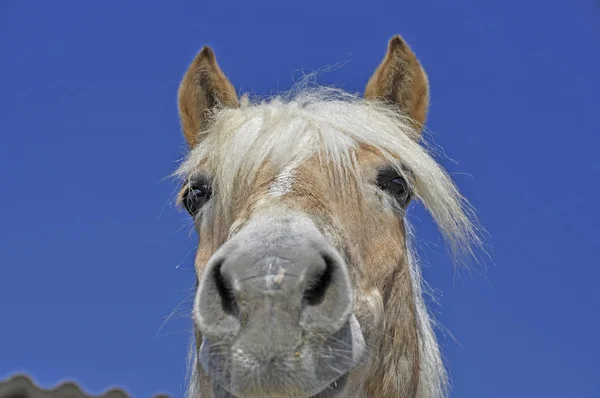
[193, 212, 366, 397]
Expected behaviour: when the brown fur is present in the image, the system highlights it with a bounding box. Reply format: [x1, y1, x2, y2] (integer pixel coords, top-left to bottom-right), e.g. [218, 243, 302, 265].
[177, 35, 433, 397]
[365, 35, 429, 137]
[178, 46, 239, 148]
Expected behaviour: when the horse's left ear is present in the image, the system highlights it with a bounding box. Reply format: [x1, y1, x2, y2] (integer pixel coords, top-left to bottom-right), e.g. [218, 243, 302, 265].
[178, 46, 239, 148]
[365, 35, 429, 136]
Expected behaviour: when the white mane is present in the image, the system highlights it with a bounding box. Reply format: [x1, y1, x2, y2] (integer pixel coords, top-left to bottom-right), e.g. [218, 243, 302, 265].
[176, 84, 482, 398]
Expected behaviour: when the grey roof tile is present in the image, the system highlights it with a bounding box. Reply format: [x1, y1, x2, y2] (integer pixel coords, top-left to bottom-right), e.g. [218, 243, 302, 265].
[0, 375, 169, 398]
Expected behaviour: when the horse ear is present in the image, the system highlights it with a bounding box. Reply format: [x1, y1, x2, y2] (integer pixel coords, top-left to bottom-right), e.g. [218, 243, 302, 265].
[365, 35, 429, 136]
[178, 46, 239, 148]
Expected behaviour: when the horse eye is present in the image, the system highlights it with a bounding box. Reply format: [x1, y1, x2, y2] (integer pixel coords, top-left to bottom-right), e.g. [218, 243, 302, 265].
[378, 173, 412, 206]
[183, 181, 213, 216]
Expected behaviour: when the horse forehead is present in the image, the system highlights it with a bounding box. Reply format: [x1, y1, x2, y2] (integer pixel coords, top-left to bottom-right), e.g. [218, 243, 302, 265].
[265, 149, 385, 197]
[269, 164, 297, 197]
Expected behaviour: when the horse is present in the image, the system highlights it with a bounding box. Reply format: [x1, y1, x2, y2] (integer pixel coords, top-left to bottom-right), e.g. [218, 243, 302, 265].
[173, 34, 481, 398]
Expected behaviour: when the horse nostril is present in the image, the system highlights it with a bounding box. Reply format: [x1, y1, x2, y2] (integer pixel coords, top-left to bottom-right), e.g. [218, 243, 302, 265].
[303, 255, 334, 306]
[213, 262, 239, 316]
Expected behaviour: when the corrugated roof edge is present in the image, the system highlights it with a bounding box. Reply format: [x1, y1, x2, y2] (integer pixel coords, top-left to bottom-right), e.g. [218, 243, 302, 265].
[0, 374, 170, 398]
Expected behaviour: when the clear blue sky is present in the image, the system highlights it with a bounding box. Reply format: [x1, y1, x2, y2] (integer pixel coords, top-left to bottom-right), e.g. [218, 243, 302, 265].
[1, 1, 598, 397]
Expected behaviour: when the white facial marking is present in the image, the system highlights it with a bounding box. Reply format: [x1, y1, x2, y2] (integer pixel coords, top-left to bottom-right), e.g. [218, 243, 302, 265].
[265, 257, 276, 289]
[265, 261, 286, 289]
[273, 266, 286, 285]
[269, 165, 296, 197]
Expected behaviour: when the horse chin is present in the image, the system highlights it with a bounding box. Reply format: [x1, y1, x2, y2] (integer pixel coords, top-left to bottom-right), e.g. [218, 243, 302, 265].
[211, 373, 349, 398]
[199, 315, 366, 398]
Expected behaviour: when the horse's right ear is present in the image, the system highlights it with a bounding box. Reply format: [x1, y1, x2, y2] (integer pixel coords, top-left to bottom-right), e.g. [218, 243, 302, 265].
[178, 46, 239, 148]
